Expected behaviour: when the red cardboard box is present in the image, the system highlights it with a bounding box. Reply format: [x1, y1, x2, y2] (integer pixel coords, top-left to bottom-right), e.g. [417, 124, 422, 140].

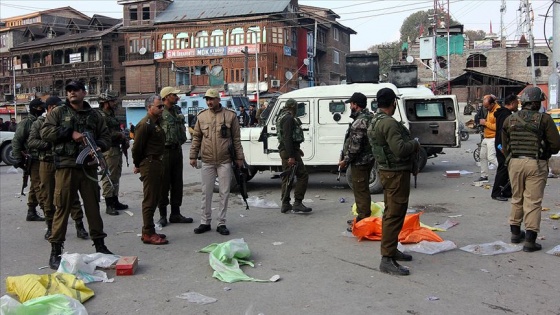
[116, 256, 138, 276]
[445, 171, 460, 178]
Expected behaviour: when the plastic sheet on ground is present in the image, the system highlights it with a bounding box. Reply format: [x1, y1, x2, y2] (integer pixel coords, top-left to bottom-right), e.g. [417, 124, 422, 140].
[351, 201, 384, 217]
[199, 238, 277, 283]
[6, 166, 20, 174]
[6, 273, 94, 303]
[57, 253, 120, 283]
[460, 241, 522, 255]
[245, 196, 279, 209]
[546, 245, 560, 256]
[351, 212, 444, 243]
[398, 240, 457, 255]
[431, 220, 459, 231]
[0, 294, 88, 315]
[175, 292, 217, 305]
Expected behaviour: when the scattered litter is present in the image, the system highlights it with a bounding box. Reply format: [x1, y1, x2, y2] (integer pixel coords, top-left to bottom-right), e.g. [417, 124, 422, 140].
[473, 182, 484, 187]
[537, 236, 546, 240]
[246, 196, 279, 208]
[339, 198, 345, 203]
[154, 223, 162, 231]
[427, 296, 440, 301]
[553, 226, 558, 230]
[341, 230, 355, 238]
[448, 214, 463, 218]
[480, 269, 490, 273]
[240, 214, 246, 218]
[314, 195, 320, 198]
[116, 230, 135, 235]
[6, 273, 94, 303]
[433, 220, 459, 231]
[272, 242, 284, 246]
[445, 170, 460, 178]
[406, 208, 417, 213]
[465, 149, 473, 153]
[124, 210, 133, 216]
[460, 241, 522, 255]
[545, 245, 560, 256]
[302, 198, 314, 203]
[484, 185, 492, 189]
[549, 213, 560, 220]
[542, 207, 550, 211]
[223, 287, 231, 291]
[441, 160, 449, 163]
[6, 166, 20, 174]
[37, 266, 50, 270]
[0, 294, 88, 315]
[176, 292, 217, 305]
[58, 253, 120, 283]
[398, 240, 457, 255]
[459, 170, 474, 175]
[269, 275, 281, 282]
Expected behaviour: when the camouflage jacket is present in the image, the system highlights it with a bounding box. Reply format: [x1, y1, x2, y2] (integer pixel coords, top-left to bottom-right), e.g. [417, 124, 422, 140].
[343, 108, 373, 166]
[12, 114, 39, 161]
[27, 116, 53, 162]
[98, 107, 123, 147]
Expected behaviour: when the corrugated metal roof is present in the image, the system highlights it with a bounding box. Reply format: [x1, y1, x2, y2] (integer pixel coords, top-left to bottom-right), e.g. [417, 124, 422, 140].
[154, 0, 291, 24]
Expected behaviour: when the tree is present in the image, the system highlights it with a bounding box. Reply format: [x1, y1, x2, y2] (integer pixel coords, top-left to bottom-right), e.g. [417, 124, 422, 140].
[399, 10, 460, 42]
[464, 30, 486, 41]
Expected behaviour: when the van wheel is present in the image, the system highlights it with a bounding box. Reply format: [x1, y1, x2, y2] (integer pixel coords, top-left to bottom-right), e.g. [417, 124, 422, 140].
[1, 142, 17, 165]
[345, 164, 383, 194]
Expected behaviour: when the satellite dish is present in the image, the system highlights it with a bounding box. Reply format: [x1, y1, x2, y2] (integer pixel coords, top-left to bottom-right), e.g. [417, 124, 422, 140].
[285, 71, 293, 80]
[406, 56, 414, 63]
[303, 58, 309, 66]
[139, 47, 147, 55]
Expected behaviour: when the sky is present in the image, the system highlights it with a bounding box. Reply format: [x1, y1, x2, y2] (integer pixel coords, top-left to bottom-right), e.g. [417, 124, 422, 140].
[0, 0, 554, 51]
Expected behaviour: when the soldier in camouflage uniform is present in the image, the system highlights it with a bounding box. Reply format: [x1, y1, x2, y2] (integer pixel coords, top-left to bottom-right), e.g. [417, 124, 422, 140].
[276, 98, 312, 214]
[502, 87, 560, 252]
[157, 87, 192, 226]
[12, 98, 46, 221]
[338, 92, 374, 230]
[97, 91, 128, 215]
[27, 96, 89, 240]
[41, 81, 114, 270]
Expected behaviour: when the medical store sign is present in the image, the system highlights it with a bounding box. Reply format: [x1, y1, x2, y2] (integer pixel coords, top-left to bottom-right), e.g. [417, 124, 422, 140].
[166, 45, 258, 59]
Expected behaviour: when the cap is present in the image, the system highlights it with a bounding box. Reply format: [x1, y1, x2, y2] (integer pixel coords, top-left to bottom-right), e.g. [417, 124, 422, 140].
[45, 96, 63, 107]
[520, 87, 546, 103]
[376, 88, 400, 107]
[160, 86, 181, 99]
[203, 89, 220, 99]
[65, 81, 86, 91]
[285, 98, 297, 109]
[99, 91, 118, 102]
[345, 92, 367, 108]
[29, 98, 45, 109]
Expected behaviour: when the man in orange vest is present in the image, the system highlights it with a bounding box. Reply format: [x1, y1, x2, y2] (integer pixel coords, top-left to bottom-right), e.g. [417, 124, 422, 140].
[477, 95, 500, 182]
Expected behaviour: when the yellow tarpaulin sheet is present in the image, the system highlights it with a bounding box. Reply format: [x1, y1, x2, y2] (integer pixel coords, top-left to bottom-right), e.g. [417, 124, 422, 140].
[6, 273, 94, 303]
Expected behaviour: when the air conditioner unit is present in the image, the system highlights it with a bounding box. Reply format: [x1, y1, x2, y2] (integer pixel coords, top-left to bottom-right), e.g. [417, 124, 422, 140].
[271, 80, 280, 87]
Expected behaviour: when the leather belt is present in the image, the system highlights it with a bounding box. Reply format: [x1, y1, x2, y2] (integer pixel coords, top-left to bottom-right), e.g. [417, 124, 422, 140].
[165, 144, 180, 150]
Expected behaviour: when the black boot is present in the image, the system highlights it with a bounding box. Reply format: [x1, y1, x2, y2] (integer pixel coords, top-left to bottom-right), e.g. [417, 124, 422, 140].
[379, 256, 410, 276]
[113, 197, 129, 210]
[293, 200, 312, 213]
[44, 220, 52, 240]
[49, 242, 63, 270]
[75, 220, 89, 239]
[523, 230, 542, 252]
[105, 197, 119, 216]
[510, 225, 525, 244]
[157, 207, 168, 227]
[169, 206, 193, 223]
[26, 206, 45, 221]
[93, 238, 114, 255]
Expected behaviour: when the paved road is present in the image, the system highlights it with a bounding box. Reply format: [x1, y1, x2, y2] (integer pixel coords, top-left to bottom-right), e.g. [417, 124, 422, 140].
[1, 138, 559, 314]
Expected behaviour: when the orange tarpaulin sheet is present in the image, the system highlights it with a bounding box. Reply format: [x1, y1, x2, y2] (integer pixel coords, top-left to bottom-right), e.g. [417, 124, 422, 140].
[351, 212, 443, 243]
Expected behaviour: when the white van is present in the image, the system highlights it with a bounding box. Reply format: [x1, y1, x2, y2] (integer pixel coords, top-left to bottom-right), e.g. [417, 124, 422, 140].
[239, 82, 460, 193]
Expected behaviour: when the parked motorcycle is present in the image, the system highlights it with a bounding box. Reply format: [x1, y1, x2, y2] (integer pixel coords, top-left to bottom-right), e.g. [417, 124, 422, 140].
[459, 121, 469, 141]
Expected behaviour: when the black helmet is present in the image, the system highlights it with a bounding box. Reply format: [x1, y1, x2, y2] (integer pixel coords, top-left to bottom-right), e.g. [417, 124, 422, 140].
[99, 91, 118, 102]
[520, 87, 546, 104]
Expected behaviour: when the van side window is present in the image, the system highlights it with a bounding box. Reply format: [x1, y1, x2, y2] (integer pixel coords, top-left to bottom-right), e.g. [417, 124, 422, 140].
[414, 102, 445, 118]
[192, 100, 198, 108]
[370, 99, 378, 112]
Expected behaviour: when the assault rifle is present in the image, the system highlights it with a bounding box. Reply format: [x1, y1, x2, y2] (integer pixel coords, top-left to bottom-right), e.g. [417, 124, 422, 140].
[20, 153, 32, 196]
[412, 138, 420, 188]
[338, 123, 352, 181]
[228, 143, 249, 210]
[76, 131, 114, 190]
[121, 132, 130, 167]
[280, 162, 298, 203]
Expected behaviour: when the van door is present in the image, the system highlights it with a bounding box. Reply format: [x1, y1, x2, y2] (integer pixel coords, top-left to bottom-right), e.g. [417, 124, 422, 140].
[402, 95, 460, 147]
[267, 99, 313, 161]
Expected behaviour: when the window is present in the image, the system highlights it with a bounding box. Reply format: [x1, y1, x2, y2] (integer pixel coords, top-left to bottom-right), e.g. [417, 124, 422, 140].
[142, 6, 150, 20]
[271, 27, 283, 44]
[466, 54, 487, 68]
[414, 102, 445, 118]
[333, 28, 339, 41]
[162, 33, 174, 51]
[210, 29, 224, 47]
[195, 31, 209, 48]
[333, 50, 339, 64]
[130, 7, 138, 20]
[0, 34, 7, 48]
[176, 32, 189, 49]
[527, 53, 548, 67]
[230, 28, 244, 45]
[129, 39, 139, 53]
[247, 26, 261, 44]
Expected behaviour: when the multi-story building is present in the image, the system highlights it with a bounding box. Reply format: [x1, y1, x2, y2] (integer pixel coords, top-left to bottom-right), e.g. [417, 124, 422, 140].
[116, 0, 355, 116]
[0, 7, 124, 117]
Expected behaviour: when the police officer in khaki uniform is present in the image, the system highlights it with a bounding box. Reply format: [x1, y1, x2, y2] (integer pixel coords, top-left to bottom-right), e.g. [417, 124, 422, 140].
[132, 95, 168, 245]
[369, 88, 419, 276]
[98, 91, 128, 215]
[41, 81, 114, 269]
[338, 92, 374, 230]
[12, 98, 46, 221]
[157, 87, 192, 226]
[27, 96, 88, 240]
[502, 87, 560, 252]
[276, 98, 312, 214]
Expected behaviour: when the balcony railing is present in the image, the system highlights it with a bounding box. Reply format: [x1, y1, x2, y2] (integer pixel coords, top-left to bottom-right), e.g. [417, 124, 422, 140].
[13, 61, 104, 76]
[126, 52, 155, 61]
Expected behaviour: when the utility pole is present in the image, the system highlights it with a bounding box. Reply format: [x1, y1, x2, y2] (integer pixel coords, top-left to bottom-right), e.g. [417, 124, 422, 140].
[500, 0, 506, 48]
[523, 0, 537, 86]
[549, 1, 560, 109]
[242, 46, 249, 97]
[431, 0, 438, 92]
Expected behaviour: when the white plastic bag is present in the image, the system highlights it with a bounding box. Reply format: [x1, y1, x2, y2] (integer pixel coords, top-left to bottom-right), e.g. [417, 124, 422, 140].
[399, 240, 457, 255]
[58, 253, 120, 283]
[175, 292, 217, 305]
[545, 245, 560, 256]
[460, 241, 522, 255]
[245, 196, 279, 209]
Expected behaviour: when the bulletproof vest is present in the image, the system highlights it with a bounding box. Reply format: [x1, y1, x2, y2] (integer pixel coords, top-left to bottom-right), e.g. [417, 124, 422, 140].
[98, 108, 122, 146]
[368, 112, 412, 169]
[507, 110, 547, 159]
[34, 116, 53, 161]
[161, 106, 187, 145]
[344, 109, 373, 155]
[276, 109, 304, 144]
[53, 105, 101, 157]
